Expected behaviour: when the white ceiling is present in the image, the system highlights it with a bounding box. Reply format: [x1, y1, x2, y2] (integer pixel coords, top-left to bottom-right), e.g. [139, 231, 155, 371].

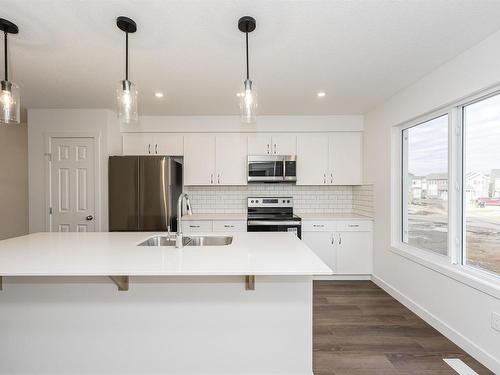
[4, 0, 500, 116]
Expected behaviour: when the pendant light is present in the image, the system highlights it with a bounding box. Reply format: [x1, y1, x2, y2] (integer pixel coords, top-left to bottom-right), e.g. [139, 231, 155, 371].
[238, 16, 257, 124]
[116, 16, 138, 125]
[0, 18, 20, 124]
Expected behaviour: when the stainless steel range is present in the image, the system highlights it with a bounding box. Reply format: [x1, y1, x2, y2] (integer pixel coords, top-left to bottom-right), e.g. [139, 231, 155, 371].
[246, 197, 302, 239]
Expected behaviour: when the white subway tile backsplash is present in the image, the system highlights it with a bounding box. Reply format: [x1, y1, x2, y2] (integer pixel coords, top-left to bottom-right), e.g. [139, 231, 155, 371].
[184, 184, 373, 216]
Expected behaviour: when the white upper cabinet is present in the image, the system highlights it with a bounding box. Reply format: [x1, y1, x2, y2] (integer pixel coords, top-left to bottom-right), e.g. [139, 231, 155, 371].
[271, 134, 296, 155]
[297, 134, 329, 185]
[247, 134, 272, 155]
[122, 133, 184, 155]
[215, 134, 248, 185]
[154, 134, 184, 155]
[122, 134, 154, 155]
[328, 133, 363, 185]
[247, 134, 297, 155]
[296, 132, 363, 185]
[184, 134, 248, 185]
[184, 134, 216, 185]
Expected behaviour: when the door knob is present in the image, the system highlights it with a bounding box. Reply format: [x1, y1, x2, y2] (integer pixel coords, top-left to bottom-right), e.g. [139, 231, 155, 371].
[86, 215, 94, 221]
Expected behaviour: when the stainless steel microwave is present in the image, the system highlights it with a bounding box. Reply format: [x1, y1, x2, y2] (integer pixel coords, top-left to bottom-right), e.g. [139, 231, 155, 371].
[247, 155, 297, 183]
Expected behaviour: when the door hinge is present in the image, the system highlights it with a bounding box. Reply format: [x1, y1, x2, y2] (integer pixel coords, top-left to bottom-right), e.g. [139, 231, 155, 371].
[44, 152, 52, 161]
[49, 207, 52, 215]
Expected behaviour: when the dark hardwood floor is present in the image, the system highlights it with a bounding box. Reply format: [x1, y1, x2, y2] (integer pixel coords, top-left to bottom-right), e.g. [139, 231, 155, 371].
[313, 281, 494, 375]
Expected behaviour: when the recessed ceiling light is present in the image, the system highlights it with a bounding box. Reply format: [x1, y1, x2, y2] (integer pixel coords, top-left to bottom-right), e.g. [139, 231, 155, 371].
[155, 92, 164, 98]
[317, 92, 326, 98]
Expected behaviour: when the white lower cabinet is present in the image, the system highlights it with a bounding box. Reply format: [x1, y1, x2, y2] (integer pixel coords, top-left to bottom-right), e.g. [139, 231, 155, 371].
[182, 219, 247, 233]
[302, 220, 373, 277]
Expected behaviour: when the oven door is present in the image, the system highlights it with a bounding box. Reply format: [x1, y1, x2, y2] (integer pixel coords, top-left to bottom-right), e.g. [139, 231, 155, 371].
[248, 156, 284, 182]
[247, 220, 302, 239]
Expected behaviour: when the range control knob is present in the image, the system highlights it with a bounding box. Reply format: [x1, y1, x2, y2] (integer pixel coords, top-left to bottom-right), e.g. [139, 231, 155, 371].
[256, 200, 259, 203]
[287, 200, 290, 203]
[251, 200, 254, 203]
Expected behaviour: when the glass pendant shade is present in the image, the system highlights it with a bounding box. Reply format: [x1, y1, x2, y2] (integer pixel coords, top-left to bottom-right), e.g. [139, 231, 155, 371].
[239, 79, 257, 124]
[116, 79, 138, 125]
[0, 80, 20, 124]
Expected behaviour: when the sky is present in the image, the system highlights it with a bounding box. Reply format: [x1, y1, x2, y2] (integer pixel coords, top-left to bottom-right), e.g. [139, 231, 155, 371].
[407, 94, 500, 177]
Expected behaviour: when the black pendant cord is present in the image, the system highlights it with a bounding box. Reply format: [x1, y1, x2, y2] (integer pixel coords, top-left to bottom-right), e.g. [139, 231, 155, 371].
[4, 31, 7, 82]
[125, 31, 129, 81]
[245, 32, 249, 80]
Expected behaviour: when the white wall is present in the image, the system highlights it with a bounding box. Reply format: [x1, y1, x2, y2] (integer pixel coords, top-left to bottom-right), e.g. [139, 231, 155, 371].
[0, 123, 28, 240]
[28, 109, 121, 233]
[364, 31, 500, 372]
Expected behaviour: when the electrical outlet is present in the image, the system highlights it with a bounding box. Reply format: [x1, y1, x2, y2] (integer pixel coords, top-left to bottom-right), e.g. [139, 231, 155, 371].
[492, 312, 500, 332]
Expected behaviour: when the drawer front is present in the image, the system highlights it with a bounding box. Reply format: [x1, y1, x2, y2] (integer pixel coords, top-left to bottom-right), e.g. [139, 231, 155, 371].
[182, 220, 213, 232]
[336, 221, 372, 232]
[302, 221, 336, 232]
[213, 220, 247, 232]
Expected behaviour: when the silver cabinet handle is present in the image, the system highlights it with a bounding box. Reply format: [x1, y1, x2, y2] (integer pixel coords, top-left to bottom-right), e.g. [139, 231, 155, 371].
[155, 144, 158, 154]
[273, 144, 277, 154]
[331, 233, 334, 245]
[86, 215, 93, 221]
[189, 225, 200, 228]
[323, 173, 327, 184]
[313, 224, 324, 227]
[148, 144, 151, 154]
[339, 233, 342, 245]
[224, 225, 234, 228]
[330, 173, 333, 184]
[210, 173, 214, 184]
[217, 173, 220, 184]
[348, 224, 359, 228]
[266, 144, 270, 154]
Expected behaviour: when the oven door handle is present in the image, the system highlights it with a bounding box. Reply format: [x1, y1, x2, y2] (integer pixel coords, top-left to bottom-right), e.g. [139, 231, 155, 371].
[247, 220, 301, 226]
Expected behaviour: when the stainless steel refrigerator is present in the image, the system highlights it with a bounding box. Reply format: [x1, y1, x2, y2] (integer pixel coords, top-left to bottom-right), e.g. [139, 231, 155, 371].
[108, 156, 183, 231]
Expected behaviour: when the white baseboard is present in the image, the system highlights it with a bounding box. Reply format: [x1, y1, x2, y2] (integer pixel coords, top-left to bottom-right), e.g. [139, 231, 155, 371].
[314, 274, 371, 281]
[371, 275, 500, 374]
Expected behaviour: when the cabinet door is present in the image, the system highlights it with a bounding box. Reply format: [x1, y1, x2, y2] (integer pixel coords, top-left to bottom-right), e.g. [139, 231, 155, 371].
[212, 220, 247, 232]
[329, 133, 363, 185]
[336, 231, 372, 274]
[215, 134, 248, 185]
[182, 220, 213, 233]
[302, 232, 336, 272]
[296, 134, 329, 185]
[122, 134, 153, 155]
[247, 134, 272, 155]
[154, 134, 184, 155]
[184, 135, 216, 185]
[272, 134, 296, 155]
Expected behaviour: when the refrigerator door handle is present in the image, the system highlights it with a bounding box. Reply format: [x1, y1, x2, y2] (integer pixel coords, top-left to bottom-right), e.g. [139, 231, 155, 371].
[161, 158, 169, 231]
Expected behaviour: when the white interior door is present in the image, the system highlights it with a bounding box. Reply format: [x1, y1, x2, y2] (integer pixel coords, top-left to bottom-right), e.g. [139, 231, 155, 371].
[50, 137, 96, 232]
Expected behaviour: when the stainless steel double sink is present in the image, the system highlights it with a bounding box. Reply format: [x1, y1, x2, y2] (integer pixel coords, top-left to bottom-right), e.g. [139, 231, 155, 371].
[138, 235, 233, 247]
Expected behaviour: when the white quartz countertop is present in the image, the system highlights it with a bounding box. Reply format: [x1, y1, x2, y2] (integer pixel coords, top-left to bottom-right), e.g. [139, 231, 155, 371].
[0, 232, 332, 277]
[183, 213, 372, 221]
[299, 213, 373, 221]
[182, 213, 247, 221]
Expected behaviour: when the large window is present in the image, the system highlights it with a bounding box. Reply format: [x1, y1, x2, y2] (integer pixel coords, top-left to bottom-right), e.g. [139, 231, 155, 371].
[463, 94, 500, 276]
[402, 115, 449, 256]
[398, 91, 500, 280]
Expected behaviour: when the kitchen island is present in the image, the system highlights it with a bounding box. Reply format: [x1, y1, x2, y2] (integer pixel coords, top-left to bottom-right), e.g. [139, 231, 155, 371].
[0, 232, 331, 374]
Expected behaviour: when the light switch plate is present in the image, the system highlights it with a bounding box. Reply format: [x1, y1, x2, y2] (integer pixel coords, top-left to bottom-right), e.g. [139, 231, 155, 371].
[492, 312, 500, 332]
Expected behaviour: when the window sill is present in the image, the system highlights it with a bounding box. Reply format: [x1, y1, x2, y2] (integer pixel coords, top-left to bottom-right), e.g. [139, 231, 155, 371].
[390, 244, 500, 300]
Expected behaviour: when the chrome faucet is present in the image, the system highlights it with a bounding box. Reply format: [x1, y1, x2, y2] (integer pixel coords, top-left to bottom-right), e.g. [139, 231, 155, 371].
[176, 193, 192, 248]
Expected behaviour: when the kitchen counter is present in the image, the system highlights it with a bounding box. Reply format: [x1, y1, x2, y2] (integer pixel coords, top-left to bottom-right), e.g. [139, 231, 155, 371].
[0, 231, 328, 374]
[183, 212, 373, 221]
[182, 213, 246, 221]
[0, 232, 331, 276]
[299, 213, 373, 220]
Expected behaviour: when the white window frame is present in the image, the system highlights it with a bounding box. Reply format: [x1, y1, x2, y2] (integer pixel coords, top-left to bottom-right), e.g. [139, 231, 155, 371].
[391, 86, 500, 300]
